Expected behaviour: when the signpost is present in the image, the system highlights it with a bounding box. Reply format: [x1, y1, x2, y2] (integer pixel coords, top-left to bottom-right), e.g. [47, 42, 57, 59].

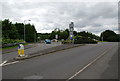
[69, 22, 74, 41]
[55, 34, 58, 40]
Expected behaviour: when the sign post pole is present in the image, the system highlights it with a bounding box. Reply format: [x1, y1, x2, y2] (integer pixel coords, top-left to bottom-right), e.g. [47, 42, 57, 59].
[69, 22, 74, 43]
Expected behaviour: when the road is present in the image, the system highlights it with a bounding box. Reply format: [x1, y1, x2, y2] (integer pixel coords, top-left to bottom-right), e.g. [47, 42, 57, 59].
[2, 42, 61, 61]
[2, 42, 118, 79]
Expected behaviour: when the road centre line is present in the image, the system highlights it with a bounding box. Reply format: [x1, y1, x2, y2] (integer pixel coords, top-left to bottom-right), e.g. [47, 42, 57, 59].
[66, 45, 116, 81]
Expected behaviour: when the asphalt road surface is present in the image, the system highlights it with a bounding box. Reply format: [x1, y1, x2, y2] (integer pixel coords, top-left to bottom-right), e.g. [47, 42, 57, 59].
[2, 42, 61, 61]
[2, 42, 118, 79]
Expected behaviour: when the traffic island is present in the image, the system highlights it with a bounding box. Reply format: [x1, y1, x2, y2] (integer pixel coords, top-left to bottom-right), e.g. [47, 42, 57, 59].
[14, 55, 29, 60]
[4, 44, 85, 64]
[13, 44, 85, 61]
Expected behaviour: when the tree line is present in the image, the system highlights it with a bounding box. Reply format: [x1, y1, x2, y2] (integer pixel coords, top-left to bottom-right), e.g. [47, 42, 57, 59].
[38, 29, 119, 42]
[37, 28, 69, 40]
[37, 28, 99, 41]
[100, 30, 120, 42]
[2, 19, 37, 43]
[1, 19, 119, 45]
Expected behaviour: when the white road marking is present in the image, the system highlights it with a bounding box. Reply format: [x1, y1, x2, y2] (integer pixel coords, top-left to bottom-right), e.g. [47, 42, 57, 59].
[66, 45, 115, 81]
[2, 61, 19, 67]
[0, 60, 8, 67]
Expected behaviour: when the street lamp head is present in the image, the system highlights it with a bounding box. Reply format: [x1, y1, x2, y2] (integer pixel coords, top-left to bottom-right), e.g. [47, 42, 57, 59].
[24, 20, 31, 22]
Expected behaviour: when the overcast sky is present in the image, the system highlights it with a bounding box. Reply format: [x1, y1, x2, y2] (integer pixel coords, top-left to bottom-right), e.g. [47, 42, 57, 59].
[1, 0, 119, 36]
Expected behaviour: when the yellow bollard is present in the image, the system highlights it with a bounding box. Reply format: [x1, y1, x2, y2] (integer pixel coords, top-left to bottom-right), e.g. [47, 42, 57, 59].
[21, 49, 24, 55]
[18, 44, 25, 57]
[18, 45, 21, 56]
[18, 49, 21, 55]
[20, 44, 25, 56]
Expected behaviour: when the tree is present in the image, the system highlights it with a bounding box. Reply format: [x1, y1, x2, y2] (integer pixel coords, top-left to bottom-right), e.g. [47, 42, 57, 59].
[100, 30, 119, 42]
[37, 33, 50, 40]
[59, 31, 69, 40]
[77, 31, 99, 40]
[65, 29, 69, 34]
[49, 31, 56, 40]
[15, 23, 24, 40]
[2, 19, 37, 43]
[2, 19, 19, 39]
[25, 24, 37, 42]
[73, 31, 77, 36]
[49, 29, 69, 40]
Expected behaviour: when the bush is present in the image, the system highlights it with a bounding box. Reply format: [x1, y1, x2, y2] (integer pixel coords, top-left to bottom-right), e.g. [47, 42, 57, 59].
[61, 40, 73, 44]
[2, 38, 24, 44]
[2, 38, 24, 48]
[74, 37, 97, 44]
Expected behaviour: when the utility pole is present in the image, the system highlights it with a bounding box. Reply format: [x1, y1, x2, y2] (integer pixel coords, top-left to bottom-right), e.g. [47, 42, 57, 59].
[34, 31, 37, 43]
[102, 32, 103, 41]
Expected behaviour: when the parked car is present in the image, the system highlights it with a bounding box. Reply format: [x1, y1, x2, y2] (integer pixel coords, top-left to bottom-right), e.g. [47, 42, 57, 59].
[45, 39, 51, 44]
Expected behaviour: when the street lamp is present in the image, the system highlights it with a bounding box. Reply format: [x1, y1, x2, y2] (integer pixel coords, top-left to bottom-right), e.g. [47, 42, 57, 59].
[24, 20, 31, 43]
[34, 31, 37, 43]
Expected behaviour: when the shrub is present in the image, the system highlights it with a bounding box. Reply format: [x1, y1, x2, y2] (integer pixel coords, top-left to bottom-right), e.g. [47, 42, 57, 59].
[61, 40, 73, 44]
[74, 37, 97, 44]
[2, 39, 25, 48]
[2, 38, 24, 44]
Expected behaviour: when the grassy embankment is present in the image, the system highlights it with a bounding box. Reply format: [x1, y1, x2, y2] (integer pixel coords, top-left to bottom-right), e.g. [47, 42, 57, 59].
[1, 39, 28, 50]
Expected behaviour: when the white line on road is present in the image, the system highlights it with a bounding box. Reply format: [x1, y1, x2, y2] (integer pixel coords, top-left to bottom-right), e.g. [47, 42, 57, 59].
[0, 60, 8, 67]
[66, 45, 115, 81]
[1, 61, 19, 67]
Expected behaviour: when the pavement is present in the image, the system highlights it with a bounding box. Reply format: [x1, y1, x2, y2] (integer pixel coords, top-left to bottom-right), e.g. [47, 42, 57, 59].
[2, 42, 118, 80]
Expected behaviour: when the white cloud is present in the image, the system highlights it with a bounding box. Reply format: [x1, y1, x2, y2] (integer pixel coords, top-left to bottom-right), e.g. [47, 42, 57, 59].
[1, 1, 119, 36]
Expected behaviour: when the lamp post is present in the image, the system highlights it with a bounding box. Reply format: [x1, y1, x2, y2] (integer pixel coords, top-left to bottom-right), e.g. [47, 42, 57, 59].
[34, 31, 37, 43]
[101, 32, 103, 42]
[24, 20, 31, 43]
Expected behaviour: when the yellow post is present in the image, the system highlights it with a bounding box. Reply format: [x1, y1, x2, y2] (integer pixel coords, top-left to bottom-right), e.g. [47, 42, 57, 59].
[18, 44, 25, 57]
[18, 45, 21, 56]
[21, 49, 24, 55]
[21, 44, 25, 56]
[18, 49, 21, 55]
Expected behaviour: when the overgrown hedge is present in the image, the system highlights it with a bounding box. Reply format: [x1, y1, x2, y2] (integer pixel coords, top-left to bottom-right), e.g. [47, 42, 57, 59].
[61, 40, 73, 44]
[2, 38, 24, 48]
[2, 39, 24, 44]
[74, 37, 97, 44]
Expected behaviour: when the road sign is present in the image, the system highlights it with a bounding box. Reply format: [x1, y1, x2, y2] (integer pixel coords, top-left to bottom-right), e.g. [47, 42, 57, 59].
[70, 37, 73, 40]
[69, 22, 74, 40]
[69, 22, 74, 32]
[55, 34, 58, 40]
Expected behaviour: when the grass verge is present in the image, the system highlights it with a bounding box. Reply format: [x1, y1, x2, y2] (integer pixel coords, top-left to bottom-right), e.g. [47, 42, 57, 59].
[2, 43, 28, 50]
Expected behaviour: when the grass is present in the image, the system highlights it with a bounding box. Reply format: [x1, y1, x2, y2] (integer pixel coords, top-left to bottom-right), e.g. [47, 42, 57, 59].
[99, 41, 108, 42]
[2, 43, 28, 50]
